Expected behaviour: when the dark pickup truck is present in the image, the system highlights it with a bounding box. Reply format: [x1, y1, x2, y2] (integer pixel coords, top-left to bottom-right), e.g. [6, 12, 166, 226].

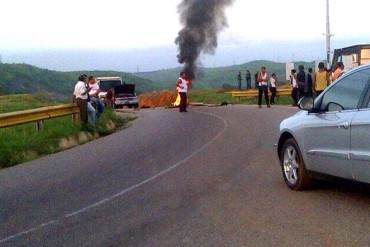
[113, 84, 139, 109]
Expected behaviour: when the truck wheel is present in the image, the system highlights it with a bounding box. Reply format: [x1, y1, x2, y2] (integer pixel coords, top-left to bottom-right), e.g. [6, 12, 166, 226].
[280, 138, 313, 191]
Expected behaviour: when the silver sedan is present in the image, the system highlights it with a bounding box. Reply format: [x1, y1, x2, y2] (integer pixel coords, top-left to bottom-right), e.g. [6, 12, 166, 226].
[277, 64, 370, 190]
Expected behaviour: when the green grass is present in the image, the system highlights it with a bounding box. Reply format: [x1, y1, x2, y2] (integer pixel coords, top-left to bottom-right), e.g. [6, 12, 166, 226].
[0, 93, 61, 113]
[188, 89, 293, 105]
[0, 108, 134, 168]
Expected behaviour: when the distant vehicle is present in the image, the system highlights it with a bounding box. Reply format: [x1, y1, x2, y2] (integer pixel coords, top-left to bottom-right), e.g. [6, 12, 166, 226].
[113, 84, 139, 109]
[96, 77, 139, 108]
[277, 64, 370, 190]
[332, 44, 370, 72]
[97, 77, 123, 100]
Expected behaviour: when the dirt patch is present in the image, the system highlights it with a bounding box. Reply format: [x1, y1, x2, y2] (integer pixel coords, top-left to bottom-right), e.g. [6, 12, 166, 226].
[139, 90, 177, 108]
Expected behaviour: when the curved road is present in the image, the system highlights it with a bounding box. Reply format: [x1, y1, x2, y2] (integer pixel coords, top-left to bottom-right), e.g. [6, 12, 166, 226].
[0, 106, 369, 247]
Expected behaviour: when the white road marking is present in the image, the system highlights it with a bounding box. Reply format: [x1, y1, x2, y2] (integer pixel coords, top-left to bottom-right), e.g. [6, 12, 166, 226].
[0, 109, 228, 244]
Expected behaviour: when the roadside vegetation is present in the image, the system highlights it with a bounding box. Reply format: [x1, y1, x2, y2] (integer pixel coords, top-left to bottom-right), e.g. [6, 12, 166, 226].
[0, 94, 136, 168]
[0, 94, 60, 113]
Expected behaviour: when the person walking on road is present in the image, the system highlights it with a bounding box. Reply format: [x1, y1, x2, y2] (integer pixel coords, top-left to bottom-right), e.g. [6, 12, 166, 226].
[177, 72, 189, 113]
[290, 69, 299, 106]
[246, 70, 252, 89]
[269, 73, 277, 105]
[237, 71, 242, 90]
[314, 62, 330, 97]
[257, 66, 270, 108]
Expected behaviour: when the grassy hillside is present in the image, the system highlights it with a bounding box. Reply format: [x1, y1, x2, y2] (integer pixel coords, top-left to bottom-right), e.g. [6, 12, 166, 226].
[0, 63, 158, 98]
[0, 94, 60, 113]
[137, 60, 315, 89]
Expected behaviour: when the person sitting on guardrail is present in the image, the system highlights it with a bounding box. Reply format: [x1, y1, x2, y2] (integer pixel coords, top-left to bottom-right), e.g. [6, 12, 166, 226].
[73, 74, 96, 125]
[73, 74, 90, 124]
[88, 76, 104, 118]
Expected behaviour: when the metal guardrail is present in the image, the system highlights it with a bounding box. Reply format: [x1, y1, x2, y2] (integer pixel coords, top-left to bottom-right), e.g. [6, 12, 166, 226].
[0, 104, 80, 129]
[230, 89, 292, 99]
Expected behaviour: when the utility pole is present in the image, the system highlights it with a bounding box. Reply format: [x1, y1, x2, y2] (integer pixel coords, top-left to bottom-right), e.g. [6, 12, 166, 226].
[324, 0, 333, 65]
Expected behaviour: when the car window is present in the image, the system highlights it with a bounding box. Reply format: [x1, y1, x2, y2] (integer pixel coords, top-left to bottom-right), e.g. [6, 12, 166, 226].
[321, 69, 370, 111]
[99, 80, 122, 91]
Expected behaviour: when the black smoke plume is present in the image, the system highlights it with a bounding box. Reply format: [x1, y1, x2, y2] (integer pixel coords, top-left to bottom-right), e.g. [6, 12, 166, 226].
[175, 0, 234, 80]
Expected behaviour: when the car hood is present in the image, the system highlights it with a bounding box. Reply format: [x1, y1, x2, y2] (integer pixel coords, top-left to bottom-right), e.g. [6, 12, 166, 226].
[280, 110, 307, 132]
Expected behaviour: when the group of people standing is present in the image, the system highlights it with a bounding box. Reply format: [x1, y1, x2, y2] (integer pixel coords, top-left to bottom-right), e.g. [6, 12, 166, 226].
[289, 62, 344, 106]
[237, 70, 253, 90]
[73, 74, 105, 125]
[237, 68, 278, 108]
[255, 66, 278, 108]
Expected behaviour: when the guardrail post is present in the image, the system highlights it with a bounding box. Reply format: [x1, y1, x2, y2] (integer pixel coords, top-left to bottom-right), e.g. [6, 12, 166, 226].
[72, 113, 80, 125]
[35, 120, 44, 131]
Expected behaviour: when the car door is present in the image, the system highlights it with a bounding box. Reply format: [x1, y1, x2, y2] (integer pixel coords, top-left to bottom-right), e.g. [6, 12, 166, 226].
[302, 69, 369, 179]
[349, 68, 370, 183]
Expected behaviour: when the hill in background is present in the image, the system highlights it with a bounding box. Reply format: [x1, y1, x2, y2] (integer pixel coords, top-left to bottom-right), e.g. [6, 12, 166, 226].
[0, 60, 315, 98]
[137, 60, 315, 89]
[0, 63, 158, 98]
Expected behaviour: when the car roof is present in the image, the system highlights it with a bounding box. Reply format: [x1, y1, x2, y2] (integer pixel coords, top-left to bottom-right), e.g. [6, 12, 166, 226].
[343, 64, 370, 77]
[97, 77, 122, 81]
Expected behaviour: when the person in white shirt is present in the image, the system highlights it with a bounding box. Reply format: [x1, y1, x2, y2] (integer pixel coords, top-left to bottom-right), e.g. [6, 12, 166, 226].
[290, 69, 299, 106]
[269, 73, 277, 105]
[73, 74, 89, 124]
[257, 66, 270, 108]
[177, 72, 189, 113]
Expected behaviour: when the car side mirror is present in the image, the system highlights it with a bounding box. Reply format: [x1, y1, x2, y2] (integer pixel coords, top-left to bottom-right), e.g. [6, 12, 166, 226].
[298, 97, 314, 111]
[327, 102, 344, 112]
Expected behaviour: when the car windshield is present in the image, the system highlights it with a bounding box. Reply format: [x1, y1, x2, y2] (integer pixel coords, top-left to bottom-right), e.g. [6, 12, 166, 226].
[99, 80, 122, 91]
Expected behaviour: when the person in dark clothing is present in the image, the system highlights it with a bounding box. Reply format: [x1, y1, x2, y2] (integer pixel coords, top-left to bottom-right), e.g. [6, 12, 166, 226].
[246, 70, 252, 89]
[237, 71, 242, 90]
[296, 65, 307, 100]
[306, 68, 314, 97]
[257, 66, 270, 108]
[290, 69, 299, 106]
[254, 72, 259, 89]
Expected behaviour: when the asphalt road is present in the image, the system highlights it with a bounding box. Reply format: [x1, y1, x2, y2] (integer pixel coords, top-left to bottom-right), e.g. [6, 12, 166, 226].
[0, 105, 369, 247]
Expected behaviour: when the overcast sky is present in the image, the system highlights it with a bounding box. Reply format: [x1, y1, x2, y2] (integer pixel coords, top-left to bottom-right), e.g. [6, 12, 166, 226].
[0, 0, 369, 51]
